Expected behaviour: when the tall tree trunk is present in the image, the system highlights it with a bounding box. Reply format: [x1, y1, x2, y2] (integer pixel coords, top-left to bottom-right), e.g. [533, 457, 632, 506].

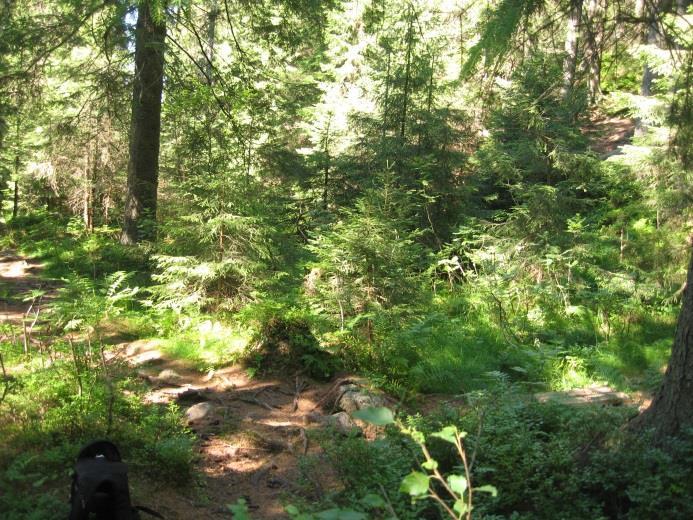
[206, 0, 218, 81]
[584, 0, 602, 104]
[322, 116, 331, 211]
[122, 1, 166, 245]
[631, 245, 693, 440]
[0, 1, 11, 159]
[400, 12, 414, 143]
[12, 156, 18, 219]
[561, 0, 583, 100]
[83, 154, 92, 229]
[381, 48, 391, 148]
[640, 0, 660, 97]
[84, 133, 97, 231]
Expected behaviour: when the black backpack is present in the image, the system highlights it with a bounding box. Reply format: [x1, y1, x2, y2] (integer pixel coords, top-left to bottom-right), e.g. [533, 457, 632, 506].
[69, 440, 164, 520]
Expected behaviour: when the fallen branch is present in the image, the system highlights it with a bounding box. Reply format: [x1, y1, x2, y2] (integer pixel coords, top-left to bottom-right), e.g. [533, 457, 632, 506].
[237, 396, 278, 411]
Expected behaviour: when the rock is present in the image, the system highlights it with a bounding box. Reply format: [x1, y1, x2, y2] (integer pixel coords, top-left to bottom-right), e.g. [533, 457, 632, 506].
[337, 384, 386, 413]
[157, 369, 184, 386]
[303, 412, 328, 426]
[185, 402, 214, 425]
[327, 412, 361, 436]
[176, 388, 209, 406]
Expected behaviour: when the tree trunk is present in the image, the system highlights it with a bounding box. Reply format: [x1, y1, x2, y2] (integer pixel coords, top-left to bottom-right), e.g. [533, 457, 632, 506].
[322, 116, 331, 211]
[584, 0, 601, 104]
[12, 155, 19, 219]
[122, 1, 166, 244]
[640, 0, 660, 97]
[381, 48, 391, 149]
[206, 0, 219, 81]
[631, 246, 693, 440]
[83, 160, 92, 230]
[561, 0, 583, 100]
[400, 12, 414, 143]
[84, 135, 97, 231]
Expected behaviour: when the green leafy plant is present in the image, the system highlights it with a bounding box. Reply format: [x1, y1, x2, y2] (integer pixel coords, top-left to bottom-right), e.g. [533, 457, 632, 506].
[353, 407, 497, 519]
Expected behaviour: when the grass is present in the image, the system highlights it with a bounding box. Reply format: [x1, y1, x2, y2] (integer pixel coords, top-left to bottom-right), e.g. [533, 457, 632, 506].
[155, 320, 251, 371]
[0, 216, 197, 519]
[0, 346, 196, 518]
[0, 210, 683, 519]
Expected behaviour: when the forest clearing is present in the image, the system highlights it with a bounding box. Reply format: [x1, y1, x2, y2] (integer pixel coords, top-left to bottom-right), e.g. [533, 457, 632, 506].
[1, 0, 692, 518]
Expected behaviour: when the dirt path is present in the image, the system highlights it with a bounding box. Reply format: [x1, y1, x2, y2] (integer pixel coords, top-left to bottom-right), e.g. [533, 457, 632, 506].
[0, 250, 60, 360]
[0, 251, 339, 518]
[582, 113, 636, 158]
[114, 339, 339, 519]
[0, 250, 51, 323]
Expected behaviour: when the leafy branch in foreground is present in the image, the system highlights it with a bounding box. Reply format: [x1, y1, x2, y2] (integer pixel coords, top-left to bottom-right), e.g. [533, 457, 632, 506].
[353, 407, 497, 519]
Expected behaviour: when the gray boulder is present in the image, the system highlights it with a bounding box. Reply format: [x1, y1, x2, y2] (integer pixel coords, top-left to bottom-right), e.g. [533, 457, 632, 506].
[337, 384, 386, 413]
[185, 401, 214, 425]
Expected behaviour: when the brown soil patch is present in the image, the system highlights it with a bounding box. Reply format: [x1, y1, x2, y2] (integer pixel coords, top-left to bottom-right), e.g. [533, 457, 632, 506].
[582, 113, 635, 157]
[116, 339, 339, 519]
[0, 250, 52, 323]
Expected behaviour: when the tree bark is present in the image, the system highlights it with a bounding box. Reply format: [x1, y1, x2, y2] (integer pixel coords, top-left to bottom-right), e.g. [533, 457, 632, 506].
[400, 12, 414, 143]
[12, 155, 19, 219]
[561, 0, 583, 100]
[84, 134, 97, 231]
[631, 245, 693, 440]
[584, 0, 601, 104]
[640, 0, 659, 97]
[322, 115, 331, 211]
[122, 1, 166, 244]
[206, 0, 219, 81]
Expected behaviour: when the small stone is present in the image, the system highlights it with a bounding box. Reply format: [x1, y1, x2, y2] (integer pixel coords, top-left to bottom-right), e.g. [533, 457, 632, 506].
[186, 402, 214, 424]
[303, 412, 326, 424]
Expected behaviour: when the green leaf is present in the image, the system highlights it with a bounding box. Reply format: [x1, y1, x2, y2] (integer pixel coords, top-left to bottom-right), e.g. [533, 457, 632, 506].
[475, 484, 498, 497]
[400, 471, 430, 497]
[421, 459, 438, 470]
[285, 505, 300, 515]
[403, 426, 426, 444]
[453, 499, 468, 516]
[447, 474, 468, 495]
[360, 493, 386, 508]
[228, 498, 252, 520]
[431, 425, 465, 444]
[352, 406, 394, 426]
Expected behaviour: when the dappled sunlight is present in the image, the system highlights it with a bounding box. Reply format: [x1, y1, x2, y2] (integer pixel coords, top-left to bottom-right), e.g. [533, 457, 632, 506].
[1, 0, 691, 517]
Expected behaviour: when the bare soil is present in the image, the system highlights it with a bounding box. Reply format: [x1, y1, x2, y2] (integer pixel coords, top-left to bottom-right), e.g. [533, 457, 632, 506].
[0, 250, 54, 323]
[0, 250, 337, 519]
[115, 339, 337, 519]
[582, 113, 636, 157]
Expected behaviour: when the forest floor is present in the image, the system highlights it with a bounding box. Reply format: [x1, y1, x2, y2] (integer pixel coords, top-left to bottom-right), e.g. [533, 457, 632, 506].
[0, 249, 57, 324]
[0, 249, 349, 519]
[0, 247, 650, 519]
[119, 339, 339, 519]
[582, 112, 636, 157]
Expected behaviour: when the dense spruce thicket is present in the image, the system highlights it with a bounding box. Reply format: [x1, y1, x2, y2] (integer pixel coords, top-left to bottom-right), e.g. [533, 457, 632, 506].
[0, 0, 691, 518]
